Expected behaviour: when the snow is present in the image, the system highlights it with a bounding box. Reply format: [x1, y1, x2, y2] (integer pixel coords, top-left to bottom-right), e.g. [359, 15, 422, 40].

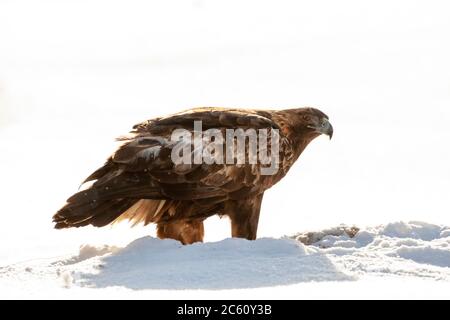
[1, 0, 450, 299]
[1, 221, 449, 298]
[299, 222, 450, 280]
[72, 237, 352, 290]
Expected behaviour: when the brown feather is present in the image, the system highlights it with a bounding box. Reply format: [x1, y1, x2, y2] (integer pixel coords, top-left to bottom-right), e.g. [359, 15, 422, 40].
[53, 106, 332, 244]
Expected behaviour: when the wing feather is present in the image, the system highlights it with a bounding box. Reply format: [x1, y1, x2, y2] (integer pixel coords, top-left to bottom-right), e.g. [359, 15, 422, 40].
[54, 107, 282, 228]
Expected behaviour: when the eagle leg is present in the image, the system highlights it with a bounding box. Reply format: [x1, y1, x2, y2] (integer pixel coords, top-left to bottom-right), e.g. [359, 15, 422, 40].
[225, 193, 264, 240]
[156, 220, 205, 245]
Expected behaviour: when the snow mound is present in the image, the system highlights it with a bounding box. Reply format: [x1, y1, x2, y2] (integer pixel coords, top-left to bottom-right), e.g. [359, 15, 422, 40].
[298, 221, 450, 280]
[75, 237, 352, 289]
[381, 221, 445, 241]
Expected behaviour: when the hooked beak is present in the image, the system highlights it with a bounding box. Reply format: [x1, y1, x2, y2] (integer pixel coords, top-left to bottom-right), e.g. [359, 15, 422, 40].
[312, 118, 333, 139]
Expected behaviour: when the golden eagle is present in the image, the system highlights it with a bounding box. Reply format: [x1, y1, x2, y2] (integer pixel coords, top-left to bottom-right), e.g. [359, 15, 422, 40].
[53, 107, 333, 244]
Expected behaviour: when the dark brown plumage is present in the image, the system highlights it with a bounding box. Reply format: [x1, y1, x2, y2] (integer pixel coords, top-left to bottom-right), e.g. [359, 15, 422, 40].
[53, 107, 333, 244]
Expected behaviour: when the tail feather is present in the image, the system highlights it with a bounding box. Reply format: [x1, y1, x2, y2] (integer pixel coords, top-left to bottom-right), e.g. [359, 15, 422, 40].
[88, 198, 137, 227]
[54, 198, 138, 229]
[54, 163, 167, 229]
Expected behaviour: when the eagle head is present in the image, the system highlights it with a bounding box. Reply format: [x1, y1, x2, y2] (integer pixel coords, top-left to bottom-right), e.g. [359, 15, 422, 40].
[291, 107, 334, 140]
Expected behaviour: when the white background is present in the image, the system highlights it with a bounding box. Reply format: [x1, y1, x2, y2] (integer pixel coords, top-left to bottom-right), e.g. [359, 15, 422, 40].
[1, 0, 450, 270]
